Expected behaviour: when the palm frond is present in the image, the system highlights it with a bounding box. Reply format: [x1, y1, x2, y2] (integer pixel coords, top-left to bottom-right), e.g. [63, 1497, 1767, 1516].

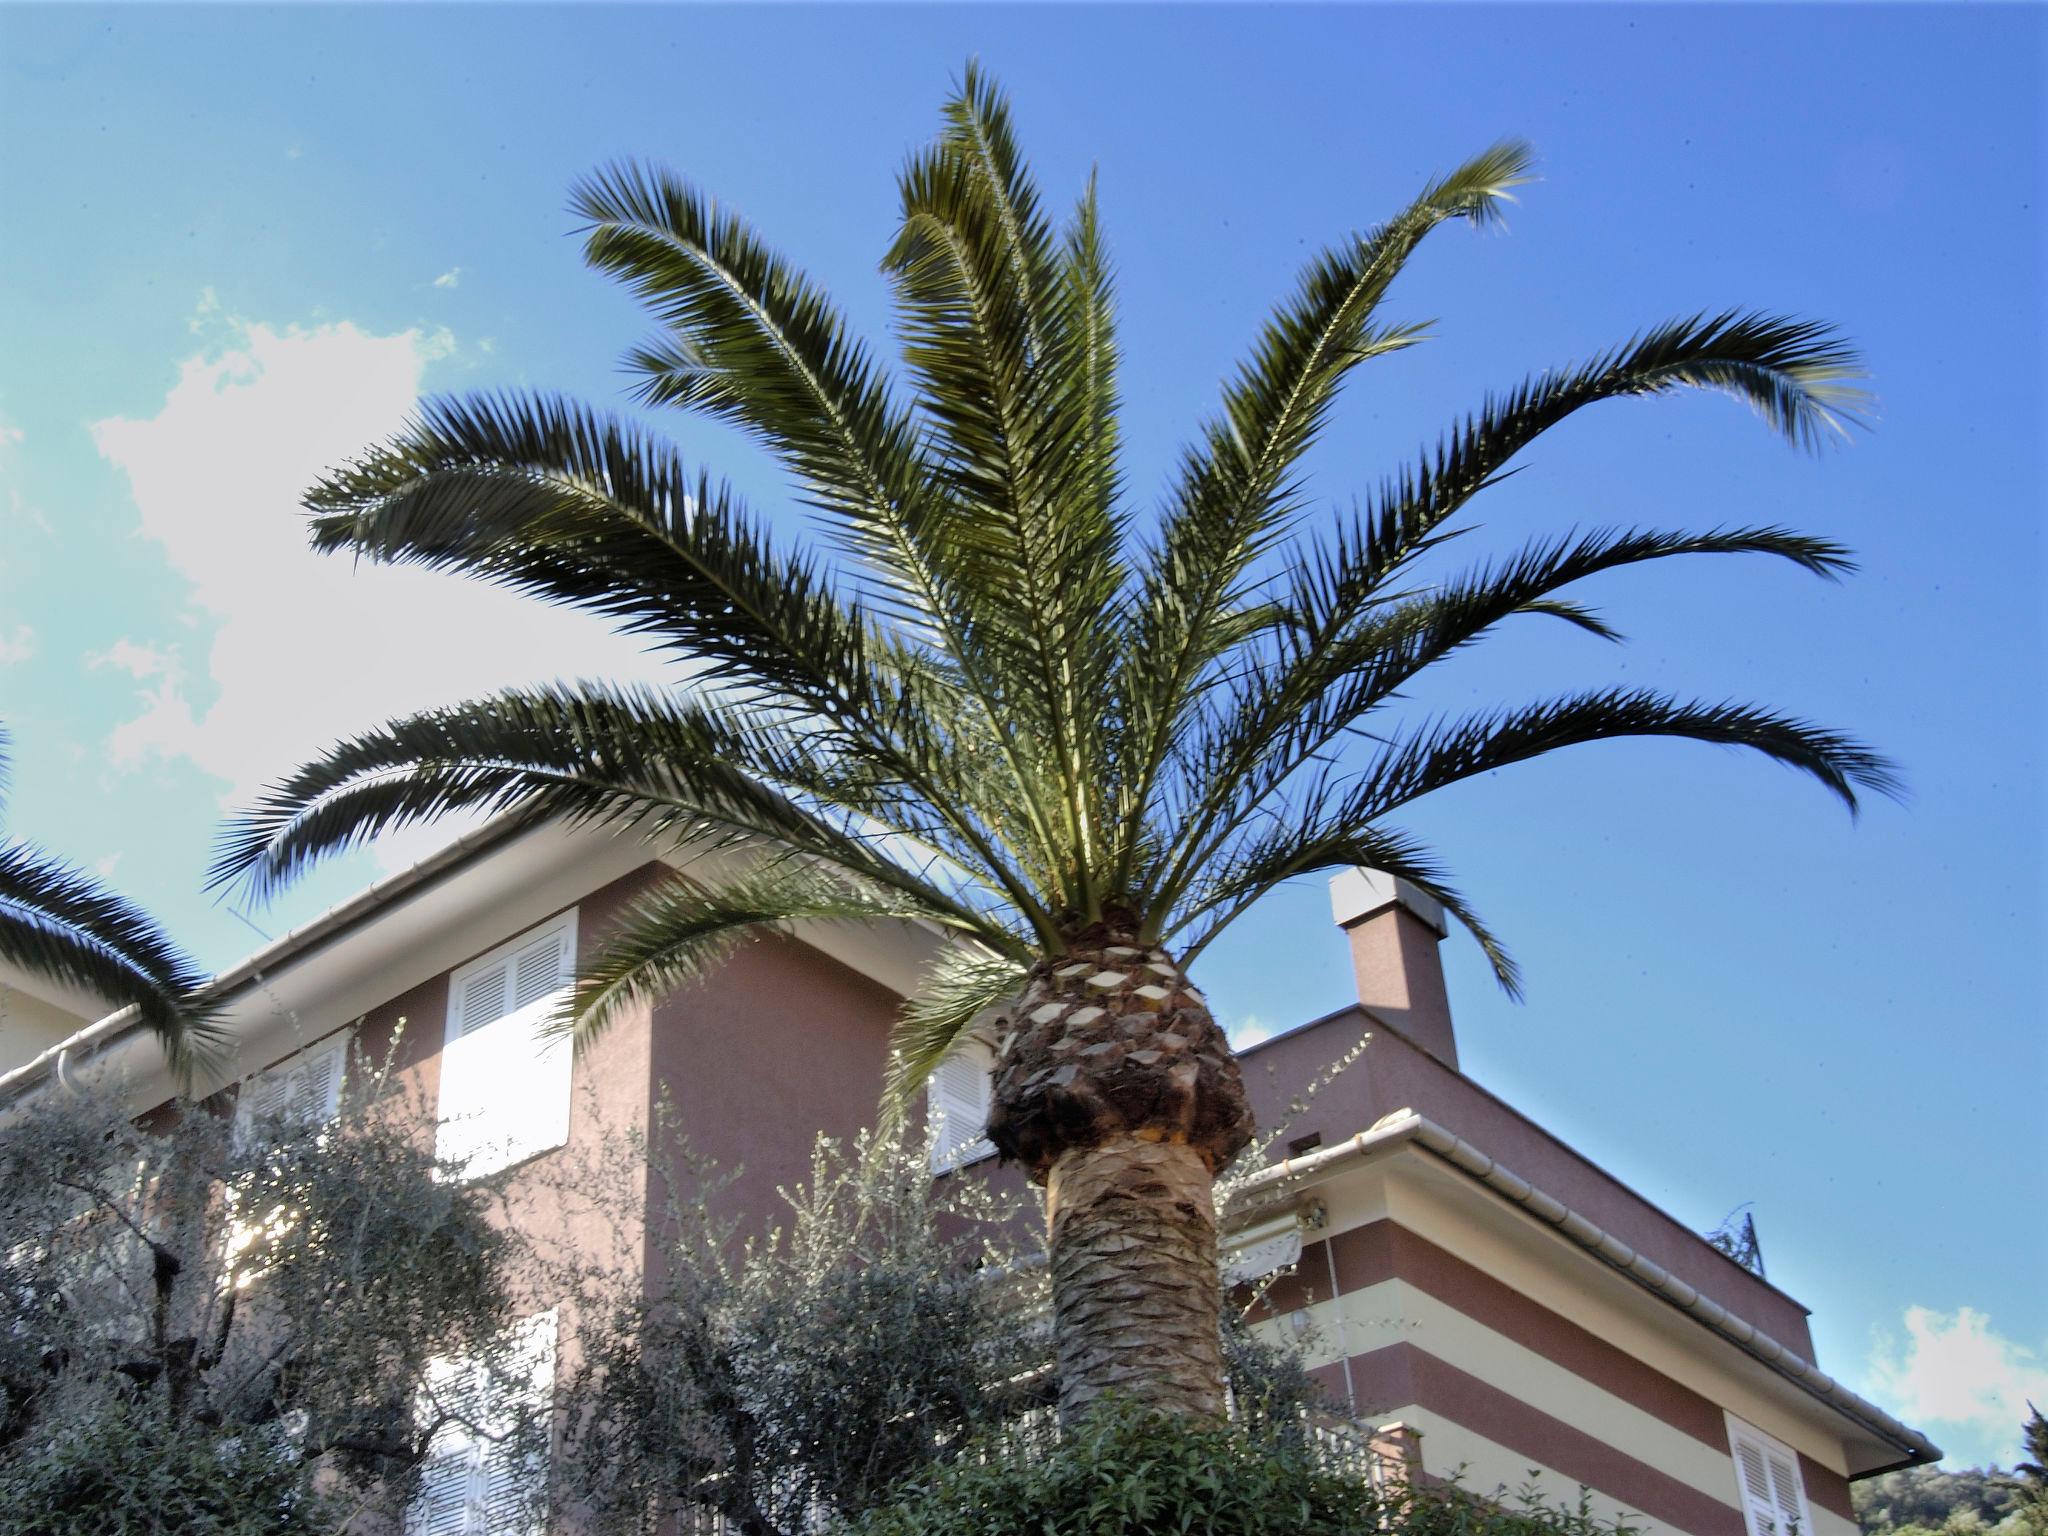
[566, 860, 979, 1049]
[1332, 312, 1869, 606]
[210, 685, 1030, 952]
[879, 943, 1028, 1132]
[571, 160, 946, 609]
[0, 841, 223, 1076]
[1348, 688, 1902, 819]
[1114, 142, 1535, 890]
[883, 68, 1127, 917]
[1146, 525, 1855, 918]
[1056, 168, 1121, 546]
[1192, 525, 1849, 840]
[578, 157, 1092, 912]
[1171, 822, 1520, 998]
[307, 394, 880, 708]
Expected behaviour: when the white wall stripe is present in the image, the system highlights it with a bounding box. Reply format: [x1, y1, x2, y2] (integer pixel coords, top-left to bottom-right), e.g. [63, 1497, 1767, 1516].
[1275, 1277, 1750, 1514]
[1378, 1183, 1856, 1476]
[1388, 1404, 1697, 1536]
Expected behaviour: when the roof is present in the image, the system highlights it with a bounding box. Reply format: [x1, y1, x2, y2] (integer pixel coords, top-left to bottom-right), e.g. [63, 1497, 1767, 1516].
[0, 807, 542, 1103]
[0, 810, 941, 1109]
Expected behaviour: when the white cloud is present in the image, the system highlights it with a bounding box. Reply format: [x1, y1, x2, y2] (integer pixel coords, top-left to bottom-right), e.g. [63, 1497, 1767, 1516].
[91, 315, 670, 875]
[0, 625, 35, 665]
[1865, 1306, 2048, 1468]
[1228, 1014, 1274, 1049]
[189, 286, 221, 334]
[432, 267, 462, 289]
[87, 638, 174, 679]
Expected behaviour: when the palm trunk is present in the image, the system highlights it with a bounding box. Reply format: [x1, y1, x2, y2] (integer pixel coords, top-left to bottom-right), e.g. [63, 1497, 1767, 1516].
[1047, 1134, 1224, 1421]
[986, 931, 1251, 1423]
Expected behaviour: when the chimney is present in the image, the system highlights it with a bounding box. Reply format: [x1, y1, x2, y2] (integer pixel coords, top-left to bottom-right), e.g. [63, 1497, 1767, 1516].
[1328, 868, 1458, 1070]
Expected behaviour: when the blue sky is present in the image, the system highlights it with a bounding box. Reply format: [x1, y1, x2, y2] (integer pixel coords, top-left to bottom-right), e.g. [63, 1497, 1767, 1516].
[1, 3, 2040, 1469]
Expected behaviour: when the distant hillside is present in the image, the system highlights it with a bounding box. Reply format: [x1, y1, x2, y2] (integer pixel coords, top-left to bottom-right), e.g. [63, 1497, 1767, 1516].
[1858, 1410, 2047, 1536]
[1855, 1464, 2034, 1536]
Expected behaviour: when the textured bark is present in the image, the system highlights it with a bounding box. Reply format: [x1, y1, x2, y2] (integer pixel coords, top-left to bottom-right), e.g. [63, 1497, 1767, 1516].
[984, 933, 1252, 1419]
[1046, 1135, 1226, 1422]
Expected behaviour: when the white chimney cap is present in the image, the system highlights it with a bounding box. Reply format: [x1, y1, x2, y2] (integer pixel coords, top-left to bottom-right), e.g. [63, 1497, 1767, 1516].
[1328, 867, 1448, 938]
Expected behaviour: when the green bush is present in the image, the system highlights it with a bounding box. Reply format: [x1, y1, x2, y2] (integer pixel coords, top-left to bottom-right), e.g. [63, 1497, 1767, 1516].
[850, 1402, 1644, 1536]
[0, 1396, 327, 1536]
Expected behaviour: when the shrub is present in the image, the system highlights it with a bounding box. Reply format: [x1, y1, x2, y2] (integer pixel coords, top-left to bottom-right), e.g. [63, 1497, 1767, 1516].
[0, 1395, 322, 1536]
[850, 1402, 1647, 1536]
[559, 1122, 1339, 1536]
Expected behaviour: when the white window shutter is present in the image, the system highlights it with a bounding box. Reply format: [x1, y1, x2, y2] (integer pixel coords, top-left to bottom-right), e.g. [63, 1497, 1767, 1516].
[457, 962, 511, 1037]
[1727, 1417, 1813, 1536]
[928, 1040, 993, 1171]
[1735, 1436, 1776, 1536]
[1767, 1447, 1808, 1536]
[480, 1311, 556, 1536]
[245, 1065, 290, 1125]
[237, 1036, 347, 1147]
[409, 1449, 474, 1536]
[1222, 1217, 1304, 1286]
[511, 930, 565, 1011]
[406, 1310, 554, 1536]
[410, 1349, 485, 1536]
[436, 913, 577, 1180]
[288, 1041, 346, 1123]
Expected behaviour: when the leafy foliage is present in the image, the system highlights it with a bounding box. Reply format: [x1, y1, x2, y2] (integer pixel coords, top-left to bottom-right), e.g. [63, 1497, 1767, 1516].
[0, 723, 219, 1077]
[1856, 1452, 2046, 1536]
[561, 1121, 1042, 1536]
[213, 69, 1895, 1119]
[557, 1120, 1331, 1536]
[0, 1052, 533, 1532]
[848, 1400, 1647, 1536]
[2018, 1404, 2048, 1496]
[0, 1396, 319, 1536]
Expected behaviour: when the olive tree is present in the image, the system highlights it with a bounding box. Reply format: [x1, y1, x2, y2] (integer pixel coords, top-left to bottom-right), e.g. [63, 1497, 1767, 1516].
[0, 1052, 541, 1534]
[557, 1118, 1328, 1536]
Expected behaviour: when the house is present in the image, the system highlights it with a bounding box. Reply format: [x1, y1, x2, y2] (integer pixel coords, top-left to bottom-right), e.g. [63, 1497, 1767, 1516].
[0, 815, 1938, 1536]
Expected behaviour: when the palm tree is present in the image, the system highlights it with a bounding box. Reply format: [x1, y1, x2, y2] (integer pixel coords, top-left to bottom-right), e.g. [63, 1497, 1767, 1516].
[0, 725, 217, 1077]
[213, 69, 1895, 1421]
[2016, 1402, 2048, 1505]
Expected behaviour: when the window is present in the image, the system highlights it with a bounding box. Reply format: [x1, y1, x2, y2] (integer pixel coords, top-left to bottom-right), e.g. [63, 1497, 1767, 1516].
[408, 1309, 556, 1536]
[227, 1037, 349, 1277]
[927, 1037, 995, 1171]
[236, 1037, 347, 1144]
[437, 912, 576, 1180]
[1727, 1414, 1815, 1536]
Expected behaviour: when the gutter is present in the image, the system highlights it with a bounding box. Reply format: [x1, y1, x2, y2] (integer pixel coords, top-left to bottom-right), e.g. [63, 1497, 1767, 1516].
[0, 807, 541, 1103]
[1234, 1109, 1942, 1472]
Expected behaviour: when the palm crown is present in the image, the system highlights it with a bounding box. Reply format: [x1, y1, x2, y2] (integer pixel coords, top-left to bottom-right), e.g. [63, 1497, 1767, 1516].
[218, 70, 1888, 1091]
